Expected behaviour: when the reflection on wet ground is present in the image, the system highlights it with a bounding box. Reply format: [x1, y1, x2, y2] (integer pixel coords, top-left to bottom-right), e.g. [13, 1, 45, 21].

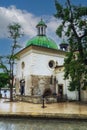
[0, 118, 87, 130]
[0, 99, 87, 117]
[0, 99, 87, 130]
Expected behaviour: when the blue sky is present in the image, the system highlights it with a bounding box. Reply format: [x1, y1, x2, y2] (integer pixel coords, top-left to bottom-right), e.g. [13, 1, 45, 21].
[0, 0, 87, 55]
[0, 0, 56, 16]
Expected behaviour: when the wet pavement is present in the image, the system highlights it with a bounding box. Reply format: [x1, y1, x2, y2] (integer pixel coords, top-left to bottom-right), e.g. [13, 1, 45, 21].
[0, 98, 87, 119]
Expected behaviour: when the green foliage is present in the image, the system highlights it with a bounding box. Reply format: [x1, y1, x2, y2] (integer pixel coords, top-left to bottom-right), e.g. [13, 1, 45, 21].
[0, 23, 23, 101]
[56, 25, 63, 37]
[68, 81, 77, 91]
[73, 6, 87, 18]
[55, 0, 64, 18]
[55, 0, 87, 101]
[55, 0, 87, 39]
[8, 23, 23, 40]
[0, 73, 9, 88]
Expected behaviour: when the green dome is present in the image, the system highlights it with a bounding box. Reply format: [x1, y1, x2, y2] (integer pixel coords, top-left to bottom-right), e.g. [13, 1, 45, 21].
[26, 19, 58, 50]
[26, 36, 58, 50]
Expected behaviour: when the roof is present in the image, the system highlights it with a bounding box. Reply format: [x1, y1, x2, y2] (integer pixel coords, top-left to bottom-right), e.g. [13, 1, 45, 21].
[16, 45, 66, 57]
[26, 35, 58, 50]
[36, 19, 47, 27]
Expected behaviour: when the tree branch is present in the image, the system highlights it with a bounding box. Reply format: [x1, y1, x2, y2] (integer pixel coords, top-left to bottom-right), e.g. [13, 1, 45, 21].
[67, 0, 79, 40]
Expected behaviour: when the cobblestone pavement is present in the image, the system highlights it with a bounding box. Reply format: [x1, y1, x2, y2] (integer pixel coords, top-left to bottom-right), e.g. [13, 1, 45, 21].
[0, 99, 87, 119]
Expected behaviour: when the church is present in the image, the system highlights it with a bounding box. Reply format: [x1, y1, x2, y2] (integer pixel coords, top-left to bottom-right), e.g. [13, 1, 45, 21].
[15, 19, 79, 103]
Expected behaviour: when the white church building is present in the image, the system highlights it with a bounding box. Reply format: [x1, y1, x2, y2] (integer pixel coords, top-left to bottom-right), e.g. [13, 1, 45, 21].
[15, 19, 80, 103]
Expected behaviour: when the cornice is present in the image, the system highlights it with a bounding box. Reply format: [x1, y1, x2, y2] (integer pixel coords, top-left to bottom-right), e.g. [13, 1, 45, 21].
[16, 45, 66, 57]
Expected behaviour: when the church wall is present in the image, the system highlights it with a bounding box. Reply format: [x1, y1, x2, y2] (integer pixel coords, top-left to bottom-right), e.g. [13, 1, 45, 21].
[30, 75, 51, 95]
[16, 47, 79, 100]
[16, 53, 33, 96]
[16, 53, 33, 78]
[16, 49, 67, 97]
[56, 68, 87, 101]
[30, 52, 65, 76]
[25, 75, 32, 95]
[20, 74, 51, 96]
[56, 71, 78, 101]
[81, 90, 87, 101]
[16, 48, 65, 78]
[15, 78, 20, 94]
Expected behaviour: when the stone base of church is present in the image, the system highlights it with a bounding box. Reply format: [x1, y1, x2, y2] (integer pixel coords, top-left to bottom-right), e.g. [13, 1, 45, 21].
[15, 95, 57, 104]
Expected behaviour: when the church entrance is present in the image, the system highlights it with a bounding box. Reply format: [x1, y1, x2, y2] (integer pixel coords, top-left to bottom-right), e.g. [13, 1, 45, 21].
[57, 84, 63, 102]
[58, 84, 63, 98]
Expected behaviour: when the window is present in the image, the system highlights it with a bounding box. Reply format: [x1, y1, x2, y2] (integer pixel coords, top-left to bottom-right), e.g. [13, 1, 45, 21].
[48, 60, 55, 69]
[21, 61, 25, 69]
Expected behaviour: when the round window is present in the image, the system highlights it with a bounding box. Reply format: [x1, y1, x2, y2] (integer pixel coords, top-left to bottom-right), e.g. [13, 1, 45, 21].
[48, 60, 55, 69]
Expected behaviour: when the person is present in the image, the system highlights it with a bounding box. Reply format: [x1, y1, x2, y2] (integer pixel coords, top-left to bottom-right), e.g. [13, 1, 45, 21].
[20, 79, 25, 95]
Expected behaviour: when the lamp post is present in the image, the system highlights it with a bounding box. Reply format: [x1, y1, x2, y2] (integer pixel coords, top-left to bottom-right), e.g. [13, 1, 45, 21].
[42, 95, 45, 108]
[41, 95, 46, 108]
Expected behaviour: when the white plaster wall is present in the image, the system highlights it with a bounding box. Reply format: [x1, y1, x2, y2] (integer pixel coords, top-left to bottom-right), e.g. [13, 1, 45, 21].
[16, 50, 65, 96]
[16, 53, 33, 79]
[16, 52, 35, 95]
[67, 90, 78, 100]
[30, 52, 65, 76]
[16, 49, 65, 78]
[56, 72, 67, 95]
[81, 90, 87, 101]
[56, 72, 78, 100]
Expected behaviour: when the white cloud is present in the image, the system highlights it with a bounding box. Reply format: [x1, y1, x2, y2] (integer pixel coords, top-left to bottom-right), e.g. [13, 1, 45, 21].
[0, 6, 38, 38]
[46, 16, 62, 45]
[0, 6, 61, 46]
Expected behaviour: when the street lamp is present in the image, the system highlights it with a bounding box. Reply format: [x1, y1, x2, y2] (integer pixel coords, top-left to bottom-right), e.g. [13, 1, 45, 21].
[41, 95, 45, 108]
[41, 95, 47, 108]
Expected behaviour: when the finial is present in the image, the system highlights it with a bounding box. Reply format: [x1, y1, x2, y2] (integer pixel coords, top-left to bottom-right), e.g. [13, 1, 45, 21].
[41, 17, 43, 22]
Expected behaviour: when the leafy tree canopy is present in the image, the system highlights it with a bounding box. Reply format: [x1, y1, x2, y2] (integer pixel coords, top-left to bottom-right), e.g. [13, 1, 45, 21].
[0, 73, 9, 88]
[55, 0, 87, 101]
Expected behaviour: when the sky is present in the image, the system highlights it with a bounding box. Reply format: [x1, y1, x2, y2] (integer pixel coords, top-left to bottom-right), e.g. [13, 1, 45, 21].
[0, 0, 87, 55]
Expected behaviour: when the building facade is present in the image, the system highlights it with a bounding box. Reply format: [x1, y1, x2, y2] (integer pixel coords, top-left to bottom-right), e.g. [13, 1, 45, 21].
[15, 19, 79, 102]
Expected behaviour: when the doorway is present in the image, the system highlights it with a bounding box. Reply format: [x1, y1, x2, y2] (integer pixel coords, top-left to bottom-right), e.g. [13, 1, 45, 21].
[58, 84, 63, 98]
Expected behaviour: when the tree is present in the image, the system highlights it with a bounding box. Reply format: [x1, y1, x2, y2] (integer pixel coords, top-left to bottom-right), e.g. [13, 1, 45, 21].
[0, 23, 23, 101]
[55, 0, 87, 101]
[0, 56, 10, 96]
[8, 23, 23, 101]
[0, 73, 9, 95]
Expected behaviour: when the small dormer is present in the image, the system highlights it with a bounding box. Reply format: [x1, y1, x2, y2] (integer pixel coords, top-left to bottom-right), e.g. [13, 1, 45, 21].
[60, 39, 68, 51]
